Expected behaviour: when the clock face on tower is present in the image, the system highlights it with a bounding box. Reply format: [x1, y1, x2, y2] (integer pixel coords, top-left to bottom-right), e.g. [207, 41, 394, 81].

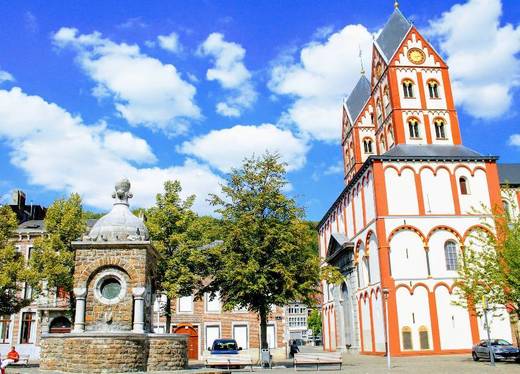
[407, 48, 426, 64]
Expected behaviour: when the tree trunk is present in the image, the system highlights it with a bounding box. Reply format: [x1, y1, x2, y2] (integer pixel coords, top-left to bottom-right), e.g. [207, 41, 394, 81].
[260, 305, 268, 349]
[165, 296, 171, 333]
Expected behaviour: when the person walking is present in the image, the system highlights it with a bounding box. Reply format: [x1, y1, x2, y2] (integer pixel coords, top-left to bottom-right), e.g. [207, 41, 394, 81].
[1, 346, 19, 374]
[289, 340, 300, 358]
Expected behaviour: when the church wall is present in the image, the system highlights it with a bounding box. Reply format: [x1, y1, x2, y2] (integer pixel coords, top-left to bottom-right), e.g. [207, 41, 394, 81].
[385, 167, 419, 214]
[396, 285, 433, 352]
[372, 290, 386, 352]
[364, 173, 376, 223]
[420, 168, 454, 214]
[455, 167, 491, 213]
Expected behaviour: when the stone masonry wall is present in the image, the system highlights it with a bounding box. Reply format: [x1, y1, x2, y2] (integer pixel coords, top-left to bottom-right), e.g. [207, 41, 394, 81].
[40, 333, 187, 373]
[73, 245, 153, 332]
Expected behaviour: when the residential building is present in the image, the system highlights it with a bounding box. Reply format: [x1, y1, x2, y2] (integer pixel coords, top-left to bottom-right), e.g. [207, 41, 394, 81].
[285, 303, 309, 342]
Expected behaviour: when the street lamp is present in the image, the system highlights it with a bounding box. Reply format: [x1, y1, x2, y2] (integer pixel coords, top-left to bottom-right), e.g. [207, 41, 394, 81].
[383, 288, 391, 370]
[482, 295, 495, 367]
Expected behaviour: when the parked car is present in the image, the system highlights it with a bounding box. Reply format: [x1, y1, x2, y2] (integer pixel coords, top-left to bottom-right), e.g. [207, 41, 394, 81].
[209, 339, 242, 355]
[472, 339, 520, 362]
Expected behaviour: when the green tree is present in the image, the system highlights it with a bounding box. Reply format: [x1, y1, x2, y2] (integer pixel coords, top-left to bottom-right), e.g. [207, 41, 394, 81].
[206, 153, 324, 352]
[29, 193, 86, 307]
[0, 205, 31, 314]
[455, 189, 520, 342]
[145, 180, 221, 330]
[307, 309, 322, 336]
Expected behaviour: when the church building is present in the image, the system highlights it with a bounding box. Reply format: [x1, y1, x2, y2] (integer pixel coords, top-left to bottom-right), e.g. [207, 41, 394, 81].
[318, 6, 514, 356]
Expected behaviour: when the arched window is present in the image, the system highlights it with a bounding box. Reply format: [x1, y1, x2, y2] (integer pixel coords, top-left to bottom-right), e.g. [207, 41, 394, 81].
[419, 326, 430, 349]
[387, 125, 394, 145]
[434, 118, 446, 139]
[49, 316, 72, 334]
[408, 118, 420, 139]
[363, 139, 373, 154]
[383, 86, 391, 113]
[402, 79, 414, 98]
[380, 135, 386, 152]
[459, 176, 469, 195]
[363, 256, 371, 285]
[402, 326, 413, 350]
[427, 80, 440, 99]
[444, 240, 458, 271]
[376, 99, 382, 125]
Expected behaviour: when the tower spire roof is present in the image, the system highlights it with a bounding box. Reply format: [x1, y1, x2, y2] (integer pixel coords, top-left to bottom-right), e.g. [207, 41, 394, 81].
[375, 7, 412, 62]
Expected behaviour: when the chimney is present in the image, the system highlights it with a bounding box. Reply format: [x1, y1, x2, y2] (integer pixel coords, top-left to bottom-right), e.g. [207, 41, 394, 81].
[11, 190, 26, 208]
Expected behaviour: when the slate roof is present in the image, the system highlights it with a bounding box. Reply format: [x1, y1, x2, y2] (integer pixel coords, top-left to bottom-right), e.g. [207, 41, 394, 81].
[345, 75, 371, 122]
[375, 9, 412, 62]
[16, 219, 45, 233]
[498, 163, 520, 186]
[379, 144, 496, 161]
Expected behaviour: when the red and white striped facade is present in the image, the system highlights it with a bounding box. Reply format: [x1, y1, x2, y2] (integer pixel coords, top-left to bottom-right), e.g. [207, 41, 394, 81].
[318, 8, 513, 356]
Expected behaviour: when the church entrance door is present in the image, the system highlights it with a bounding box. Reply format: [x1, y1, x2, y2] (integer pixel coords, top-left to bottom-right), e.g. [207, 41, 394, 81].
[174, 325, 199, 359]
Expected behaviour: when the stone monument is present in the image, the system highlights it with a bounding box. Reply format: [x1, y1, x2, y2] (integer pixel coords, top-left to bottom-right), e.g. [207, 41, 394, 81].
[40, 179, 188, 373]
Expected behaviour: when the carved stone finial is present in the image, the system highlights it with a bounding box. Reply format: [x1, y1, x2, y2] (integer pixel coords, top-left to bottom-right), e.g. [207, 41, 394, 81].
[394, 0, 399, 9]
[358, 46, 365, 76]
[112, 178, 133, 206]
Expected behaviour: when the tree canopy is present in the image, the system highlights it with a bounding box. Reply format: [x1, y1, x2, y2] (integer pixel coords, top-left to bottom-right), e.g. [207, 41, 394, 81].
[456, 189, 520, 322]
[204, 153, 322, 349]
[0, 205, 31, 315]
[29, 193, 86, 296]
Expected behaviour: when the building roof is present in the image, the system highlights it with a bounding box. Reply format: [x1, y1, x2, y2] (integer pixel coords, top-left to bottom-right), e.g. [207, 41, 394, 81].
[498, 163, 520, 186]
[345, 75, 371, 122]
[379, 144, 497, 161]
[375, 9, 412, 62]
[16, 219, 45, 233]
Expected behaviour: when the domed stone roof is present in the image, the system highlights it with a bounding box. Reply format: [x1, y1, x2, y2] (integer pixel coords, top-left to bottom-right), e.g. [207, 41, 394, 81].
[85, 179, 149, 242]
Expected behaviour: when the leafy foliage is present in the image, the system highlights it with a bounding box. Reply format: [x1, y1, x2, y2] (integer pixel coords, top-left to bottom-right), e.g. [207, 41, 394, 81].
[455, 189, 520, 319]
[205, 153, 322, 348]
[29, 193, 86, 294]
[0, 205, 31, 314]
[308, 309, 322, 336]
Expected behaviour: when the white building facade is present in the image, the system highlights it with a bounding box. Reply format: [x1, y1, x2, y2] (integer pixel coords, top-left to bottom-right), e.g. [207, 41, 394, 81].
[319, 7, 513, 356]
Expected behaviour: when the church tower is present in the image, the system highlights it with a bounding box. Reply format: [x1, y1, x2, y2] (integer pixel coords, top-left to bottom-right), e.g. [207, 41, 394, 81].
[319, 5, 511, 357]
[342, 7, 462, 183]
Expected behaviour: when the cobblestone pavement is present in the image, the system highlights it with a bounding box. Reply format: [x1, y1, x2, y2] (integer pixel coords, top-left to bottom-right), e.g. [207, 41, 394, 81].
[6, 350, 520, 374]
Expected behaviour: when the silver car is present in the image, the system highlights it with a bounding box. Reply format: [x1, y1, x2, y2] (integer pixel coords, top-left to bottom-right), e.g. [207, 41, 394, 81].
[472, 339, 520, 362]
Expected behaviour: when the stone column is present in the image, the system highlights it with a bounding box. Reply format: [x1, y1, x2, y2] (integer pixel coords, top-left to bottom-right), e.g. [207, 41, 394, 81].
[73, 287, 87, 332]
[132, 287, 146, 333]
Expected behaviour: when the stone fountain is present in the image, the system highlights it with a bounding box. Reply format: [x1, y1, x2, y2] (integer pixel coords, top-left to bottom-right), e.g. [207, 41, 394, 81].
[40, 179, 188, 373]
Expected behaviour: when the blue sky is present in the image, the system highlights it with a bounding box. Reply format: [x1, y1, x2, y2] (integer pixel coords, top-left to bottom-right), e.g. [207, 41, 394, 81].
[0, 0, 519, 220]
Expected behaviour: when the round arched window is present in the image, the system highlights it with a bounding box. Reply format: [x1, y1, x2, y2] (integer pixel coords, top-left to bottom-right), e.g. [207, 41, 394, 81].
[100, 277, 122, 300]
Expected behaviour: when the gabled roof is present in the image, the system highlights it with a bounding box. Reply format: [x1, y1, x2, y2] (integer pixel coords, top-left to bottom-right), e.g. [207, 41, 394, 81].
[375, 9, 412, 62]
[498, 163, 520, 186]
[345, 75, 371, 123]
[326, 232, 353, 263]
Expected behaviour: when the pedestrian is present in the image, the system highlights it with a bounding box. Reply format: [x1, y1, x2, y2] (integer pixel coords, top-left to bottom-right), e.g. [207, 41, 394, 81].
[1, 346, 19, 374]
[289, 340, 300, 358]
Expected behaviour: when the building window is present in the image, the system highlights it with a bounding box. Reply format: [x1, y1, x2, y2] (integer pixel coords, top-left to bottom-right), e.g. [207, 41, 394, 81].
[376, 99, 383, 125]
[419, 326, 430, 349]
[387, 125, 394, 145]
[444, 241, 458, 271]
[383, 87, 391, 113]
[206, 325, 221, 350]
[428, 80, 440, 99]
[434, 119, 446, 139]
[206, 292, 221, 313]
[363, 139, 373, 154]
[20, 312, 36, 344]
[408, 119, 420, 139]
[402, 326, 413, 350]
[178, 295, 193, 313]
[459, 177, 469, 195]
[0, 316, 10, 344]
[402, 79, 414, 98]
[380, 135, 386, 152]
[233, 324, 249, 349]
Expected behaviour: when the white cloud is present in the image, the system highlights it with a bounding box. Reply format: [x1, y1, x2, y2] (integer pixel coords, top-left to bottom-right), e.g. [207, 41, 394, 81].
[0, 87, 222, 215]
[179, 124, 309, 173]
[52, 27, 201, 134]
[323, 160, 343, 175]
[199, 33, 257, 117]
[509, 134, 520, 147]
[157, 32, 182, 54]
[269, 24, 374, 142]
[428, 0, 520, 119]
[0, 70, 14, 84]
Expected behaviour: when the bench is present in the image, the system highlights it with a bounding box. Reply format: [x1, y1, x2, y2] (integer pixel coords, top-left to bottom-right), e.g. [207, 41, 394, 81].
[293, 352, 342, 371]
[205, 355, 254, 371]
[9, 354, 30, 367]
